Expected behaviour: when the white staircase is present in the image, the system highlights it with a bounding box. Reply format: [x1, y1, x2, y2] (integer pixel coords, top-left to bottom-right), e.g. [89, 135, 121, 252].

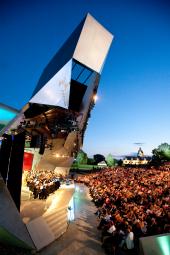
[43, 206, 68, 239]
[26, 187, 75, 251]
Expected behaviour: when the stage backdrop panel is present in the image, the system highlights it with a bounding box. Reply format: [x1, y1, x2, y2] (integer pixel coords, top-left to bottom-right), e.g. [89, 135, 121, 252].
[23, 152, 34, 171]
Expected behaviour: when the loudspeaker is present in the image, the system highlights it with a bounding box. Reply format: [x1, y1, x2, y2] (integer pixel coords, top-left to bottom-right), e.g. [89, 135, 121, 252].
[30, 135, 38, 148]
[0, 134, 12, 182]
[39, 135, 45, 155]
[7, 132, 25, 211]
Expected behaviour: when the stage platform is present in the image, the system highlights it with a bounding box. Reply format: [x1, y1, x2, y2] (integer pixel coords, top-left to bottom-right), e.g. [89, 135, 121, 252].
[39, 183, 105, 255]
[20, 183, 75, 250]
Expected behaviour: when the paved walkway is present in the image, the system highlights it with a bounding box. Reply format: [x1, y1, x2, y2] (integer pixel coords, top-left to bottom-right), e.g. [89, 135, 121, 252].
[40, 183, 105, 255]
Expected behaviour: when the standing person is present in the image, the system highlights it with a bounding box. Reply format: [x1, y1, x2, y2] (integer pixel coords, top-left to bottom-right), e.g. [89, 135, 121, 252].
[125, 226, 134, 250]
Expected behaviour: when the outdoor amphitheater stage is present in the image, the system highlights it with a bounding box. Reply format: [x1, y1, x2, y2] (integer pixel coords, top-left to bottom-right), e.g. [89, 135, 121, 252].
[0, 14, 113, 251]
[39, 183, 105, 255]
[20, 182, 75, 250]
[20, 182, 106, 254]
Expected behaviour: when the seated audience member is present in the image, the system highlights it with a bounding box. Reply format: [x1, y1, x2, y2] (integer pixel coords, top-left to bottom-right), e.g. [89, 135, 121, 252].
[78, 165, 170, 252]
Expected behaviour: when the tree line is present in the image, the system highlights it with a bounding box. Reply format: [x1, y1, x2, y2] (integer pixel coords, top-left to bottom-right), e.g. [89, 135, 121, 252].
[74, 142, 170, 168]
[74, 150, 122, 167]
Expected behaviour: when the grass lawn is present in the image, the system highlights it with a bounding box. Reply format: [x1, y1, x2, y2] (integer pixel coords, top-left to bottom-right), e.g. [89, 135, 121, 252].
[71, 164, 100, 170]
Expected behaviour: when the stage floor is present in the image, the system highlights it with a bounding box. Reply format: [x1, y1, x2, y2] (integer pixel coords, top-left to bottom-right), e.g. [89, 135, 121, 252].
[20, 183, 75, 224]
[40, 183, 105, 255]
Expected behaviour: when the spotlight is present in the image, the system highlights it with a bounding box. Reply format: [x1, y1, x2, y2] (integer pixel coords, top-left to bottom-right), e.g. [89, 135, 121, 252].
[93, 94, 98, 102]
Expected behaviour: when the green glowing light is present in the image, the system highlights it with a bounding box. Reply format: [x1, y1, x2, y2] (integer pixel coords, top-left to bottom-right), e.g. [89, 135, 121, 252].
[0, 108, 16, 123]
[157, 235, 170, 255]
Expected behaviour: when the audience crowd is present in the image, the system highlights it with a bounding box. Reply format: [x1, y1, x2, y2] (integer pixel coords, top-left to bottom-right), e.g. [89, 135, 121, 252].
[26, 171, 62, 199]
[76, 166, 170, 254]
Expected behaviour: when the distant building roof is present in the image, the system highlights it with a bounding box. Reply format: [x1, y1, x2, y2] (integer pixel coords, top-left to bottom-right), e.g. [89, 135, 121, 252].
[124, 156, 151, 160]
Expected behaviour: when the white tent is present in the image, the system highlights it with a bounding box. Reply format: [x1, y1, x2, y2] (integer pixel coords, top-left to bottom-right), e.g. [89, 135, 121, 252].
[97, 161, 107, 167]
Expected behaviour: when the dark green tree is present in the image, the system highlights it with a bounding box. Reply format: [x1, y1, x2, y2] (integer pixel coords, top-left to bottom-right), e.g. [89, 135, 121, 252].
[93, 154, 105, 164]
[87, 157, 95, 165]
[117, 159, 123, 166]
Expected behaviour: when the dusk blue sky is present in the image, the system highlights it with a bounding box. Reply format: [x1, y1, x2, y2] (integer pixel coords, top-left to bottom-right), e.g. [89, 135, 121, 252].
[1, 0, 170, 157]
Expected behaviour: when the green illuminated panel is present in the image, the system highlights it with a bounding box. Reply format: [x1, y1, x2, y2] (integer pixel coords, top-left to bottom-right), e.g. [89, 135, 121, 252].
[0, 108, 16, 124]
[157, 235, 170, 255]
[0, 226, 32, 249]
[140, 234, 170, 255]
